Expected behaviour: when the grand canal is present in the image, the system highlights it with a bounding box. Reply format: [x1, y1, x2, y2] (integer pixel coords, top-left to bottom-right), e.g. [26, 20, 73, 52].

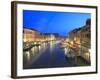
[23, 41, 90, 69]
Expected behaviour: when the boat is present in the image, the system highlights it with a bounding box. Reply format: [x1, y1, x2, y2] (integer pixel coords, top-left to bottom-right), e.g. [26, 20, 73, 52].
[64, 47, 76, 58]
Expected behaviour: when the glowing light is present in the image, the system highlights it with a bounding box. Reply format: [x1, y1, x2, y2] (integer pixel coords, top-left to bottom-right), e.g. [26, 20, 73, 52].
[88, 49, 91, 53]
[70, 41, 73, 45]
[34, 42, 37, 44]
[64, 48, 68, 54]
[74, 37, 77, 41]
[31, 47, 35, 54]
[25, 51, 30, 60]
[38, 45, 41, 51]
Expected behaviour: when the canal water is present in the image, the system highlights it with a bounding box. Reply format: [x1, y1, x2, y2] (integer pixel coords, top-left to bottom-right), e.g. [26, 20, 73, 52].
[23, 41, 89, 69]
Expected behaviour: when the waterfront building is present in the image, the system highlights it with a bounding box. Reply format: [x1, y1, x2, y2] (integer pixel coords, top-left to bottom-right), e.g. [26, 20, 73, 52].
[80, 19, 91, 63]
[23, 28, 61, 43]
[42, 33, 56, 42]
[23, 28, 41, 42]
[65, 19, 91, 63]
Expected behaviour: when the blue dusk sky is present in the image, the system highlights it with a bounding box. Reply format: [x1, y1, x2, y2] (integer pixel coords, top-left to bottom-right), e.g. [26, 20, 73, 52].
[23, 10, 91, 36]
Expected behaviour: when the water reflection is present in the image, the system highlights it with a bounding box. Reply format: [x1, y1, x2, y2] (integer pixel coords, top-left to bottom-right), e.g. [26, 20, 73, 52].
[23, 42, 49, 67]
[23, 41, 90, 69]
[24, 51, 30, 61]
[64, 46, 77, 58]
[49, 41, 55, 52]
[64, 48, 68, 54]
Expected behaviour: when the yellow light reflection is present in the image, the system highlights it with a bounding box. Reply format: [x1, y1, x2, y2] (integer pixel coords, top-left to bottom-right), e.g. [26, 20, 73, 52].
[26, 51, 30, 61]
[38, 45, 41, 51]
[31, 47, 35, 54]
[64, 48, 67, 54]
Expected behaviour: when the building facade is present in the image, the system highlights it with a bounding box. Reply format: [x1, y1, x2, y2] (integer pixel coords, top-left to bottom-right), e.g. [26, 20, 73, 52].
[23, 28, 59, 43]
[66, 19, 91, 63]
[23, 28, 41, 42]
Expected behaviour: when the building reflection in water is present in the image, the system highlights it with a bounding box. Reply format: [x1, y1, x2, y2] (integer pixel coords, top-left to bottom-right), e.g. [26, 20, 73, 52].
[49, 41, 55, 52]
[24, 46, 40, 65]
[63, 47, 72, 57]
[64, 48, 67, 55]
[23, 40, 90, 69]
[24, 51, 30, 61]
[23, 41, 56, 67]
[23, 42, 49, 66]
